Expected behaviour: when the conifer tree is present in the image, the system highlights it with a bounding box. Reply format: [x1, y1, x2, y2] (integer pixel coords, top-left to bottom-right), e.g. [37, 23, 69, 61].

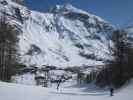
[0, 15, 19, 81]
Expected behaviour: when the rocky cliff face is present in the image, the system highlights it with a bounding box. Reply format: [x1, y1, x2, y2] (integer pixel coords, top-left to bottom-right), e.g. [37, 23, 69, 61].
[12, 0, 25, 5]
[0, 0, 114, 68]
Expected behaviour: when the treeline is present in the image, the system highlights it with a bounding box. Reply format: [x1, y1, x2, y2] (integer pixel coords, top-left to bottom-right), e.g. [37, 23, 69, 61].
[0, 15, 21, 82]
[96, 30, 133, 88]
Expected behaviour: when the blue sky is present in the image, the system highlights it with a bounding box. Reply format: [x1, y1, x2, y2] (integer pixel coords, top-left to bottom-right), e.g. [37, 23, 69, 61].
[25, 0, 133, 27]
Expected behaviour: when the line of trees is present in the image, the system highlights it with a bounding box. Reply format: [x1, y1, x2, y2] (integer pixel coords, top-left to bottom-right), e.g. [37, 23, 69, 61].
[0, 15, 20, 82]
[96, 30, 133, 88]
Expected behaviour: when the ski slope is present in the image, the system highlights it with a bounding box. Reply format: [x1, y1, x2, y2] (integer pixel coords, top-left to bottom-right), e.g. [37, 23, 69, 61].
[0, 80, 133, 100]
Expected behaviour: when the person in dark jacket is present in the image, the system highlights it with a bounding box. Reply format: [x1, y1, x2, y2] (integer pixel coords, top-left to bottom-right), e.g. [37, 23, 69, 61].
[56, 75, 65, 90]
[110, 87, 114, 96]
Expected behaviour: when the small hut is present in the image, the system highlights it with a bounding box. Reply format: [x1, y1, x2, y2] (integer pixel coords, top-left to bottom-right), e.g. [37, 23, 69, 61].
[35, 68, 50, 87]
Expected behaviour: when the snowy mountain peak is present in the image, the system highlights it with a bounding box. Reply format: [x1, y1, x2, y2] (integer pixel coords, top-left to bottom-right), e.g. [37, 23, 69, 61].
[11, 0, 25, 5]
[50, 4, 89, 15]
[0, 0, 115, 67]
[0, 0, 25, 5]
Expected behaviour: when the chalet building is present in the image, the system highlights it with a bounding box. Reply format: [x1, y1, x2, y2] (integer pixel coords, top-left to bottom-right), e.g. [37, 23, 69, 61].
[35, 68, 50, 87]
[77, 65, 105, 84]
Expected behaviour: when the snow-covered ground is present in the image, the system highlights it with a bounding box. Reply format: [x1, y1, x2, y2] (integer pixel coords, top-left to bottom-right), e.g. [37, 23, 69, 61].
[0, 80, 133, 100]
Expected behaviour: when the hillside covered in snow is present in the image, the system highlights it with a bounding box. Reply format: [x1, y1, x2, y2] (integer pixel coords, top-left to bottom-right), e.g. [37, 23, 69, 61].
[0, 80, 133, 100]
[1, 1, 133, 100]
[0, 0, 115, 68]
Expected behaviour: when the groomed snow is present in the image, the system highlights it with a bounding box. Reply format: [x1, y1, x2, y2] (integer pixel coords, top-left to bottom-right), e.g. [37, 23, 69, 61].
[0, 80, 133, 100]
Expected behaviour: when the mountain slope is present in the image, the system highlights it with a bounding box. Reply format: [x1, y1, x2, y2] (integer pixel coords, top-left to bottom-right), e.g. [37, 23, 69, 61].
[0, 0, 114, 67]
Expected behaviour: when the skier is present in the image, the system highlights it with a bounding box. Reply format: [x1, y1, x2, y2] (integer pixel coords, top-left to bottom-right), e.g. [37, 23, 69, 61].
[56, 75, 65, 90]
[110, 87, 114, 96]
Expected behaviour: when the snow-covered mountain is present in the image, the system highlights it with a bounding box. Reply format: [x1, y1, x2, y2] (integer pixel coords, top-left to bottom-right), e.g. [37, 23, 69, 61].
[0, 0, 114, 68]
